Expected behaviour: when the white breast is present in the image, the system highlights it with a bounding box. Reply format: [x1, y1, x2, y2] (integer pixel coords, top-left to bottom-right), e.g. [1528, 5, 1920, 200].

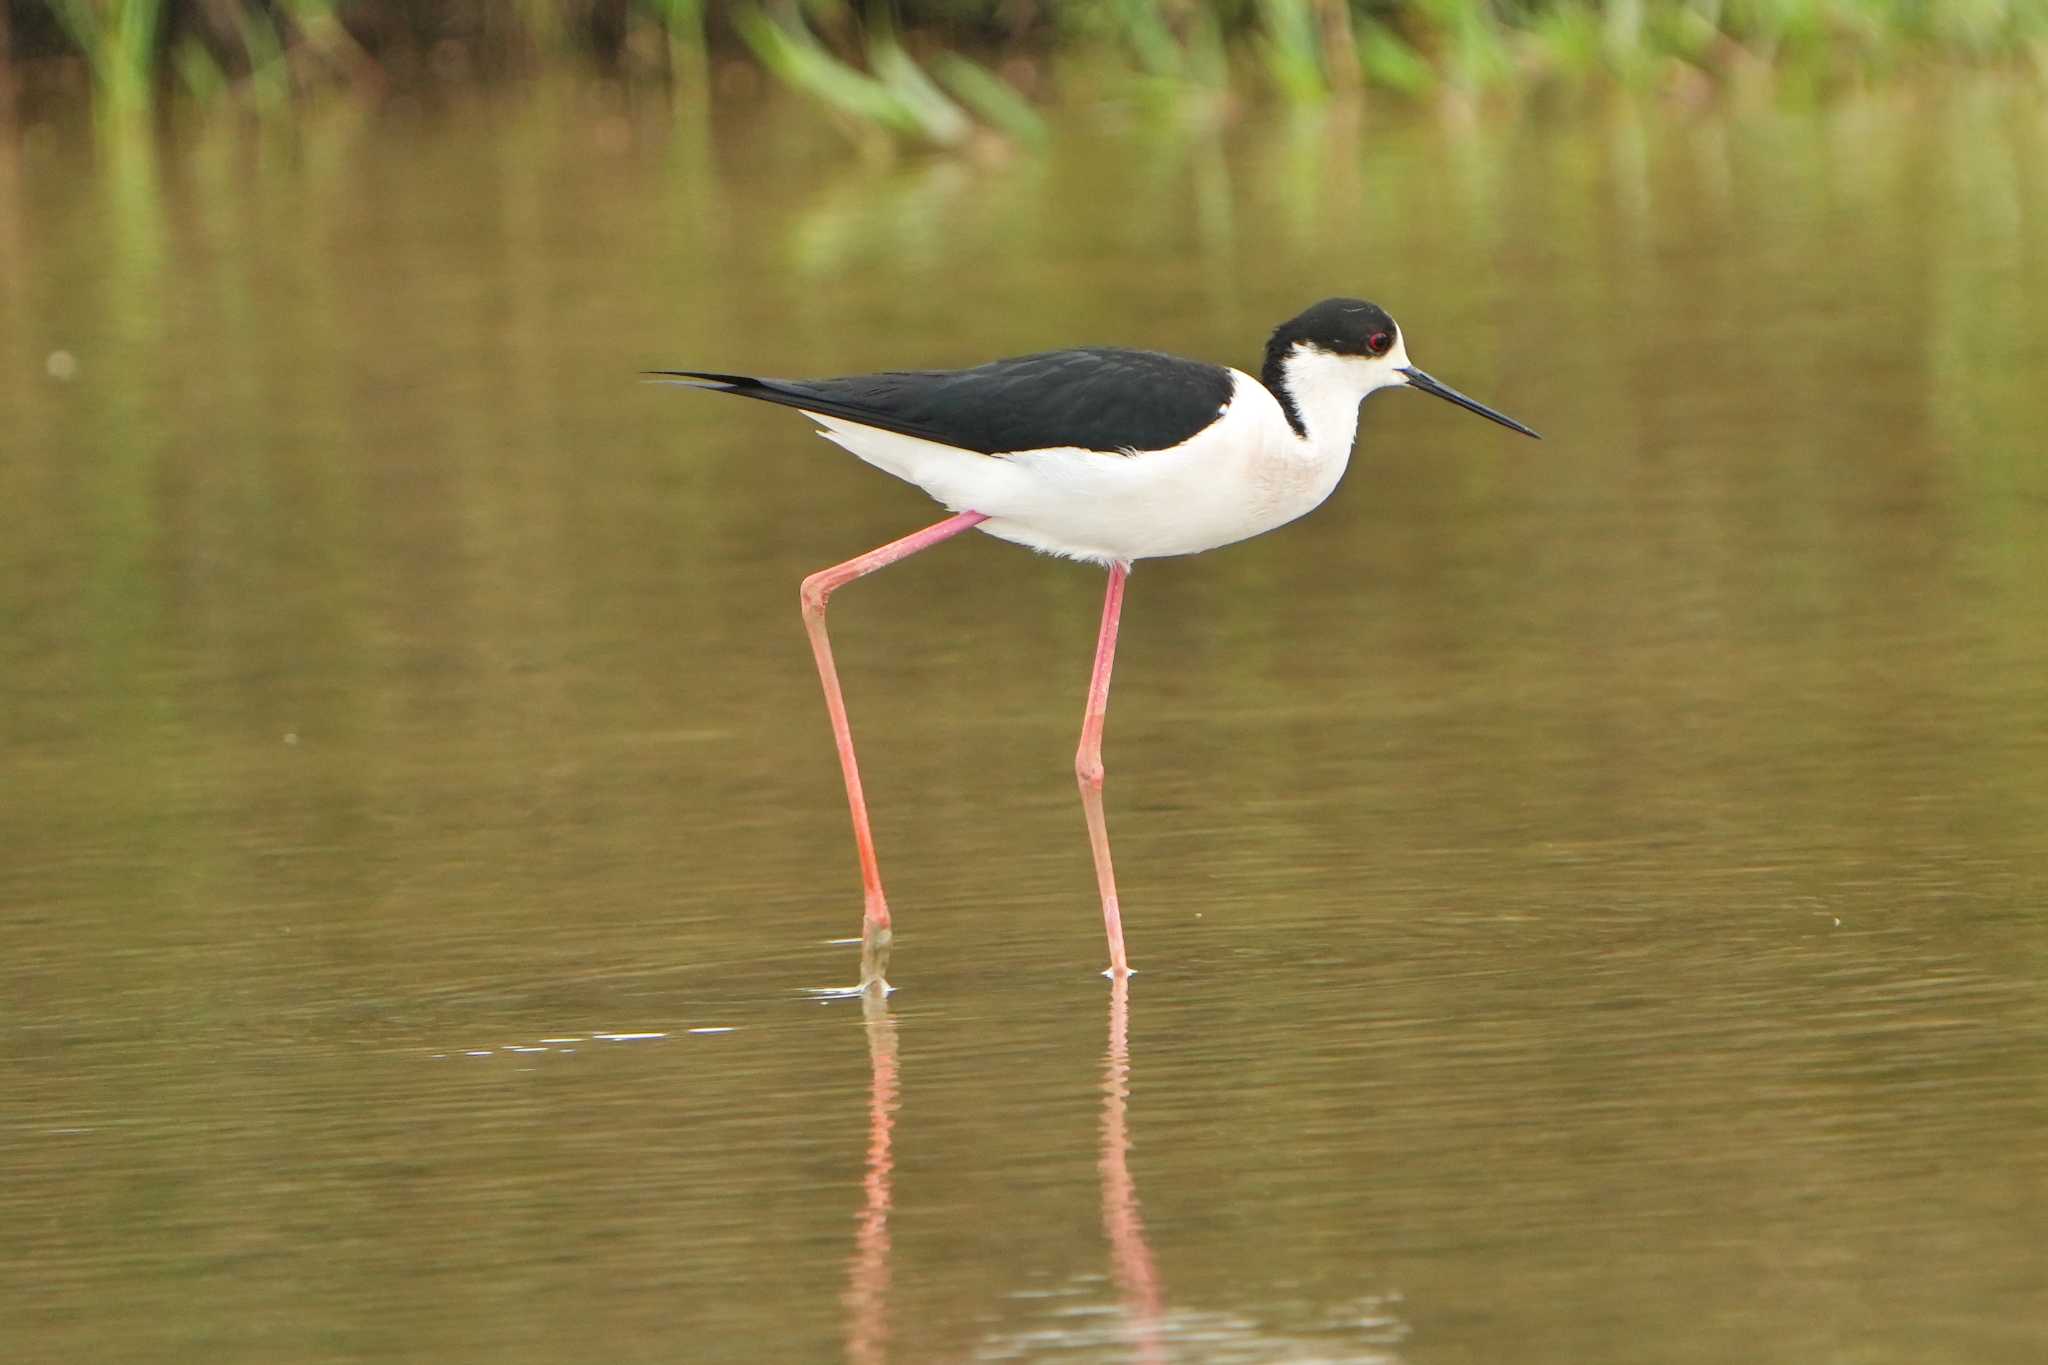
[804, 369, 1352, 565]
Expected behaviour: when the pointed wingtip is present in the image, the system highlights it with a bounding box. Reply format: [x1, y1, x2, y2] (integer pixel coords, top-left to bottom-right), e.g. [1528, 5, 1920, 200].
[642, 369, 760, 390]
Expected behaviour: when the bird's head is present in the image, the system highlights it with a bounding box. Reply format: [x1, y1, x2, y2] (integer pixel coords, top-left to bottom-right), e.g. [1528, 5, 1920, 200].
[1265, 297, 1540, 440]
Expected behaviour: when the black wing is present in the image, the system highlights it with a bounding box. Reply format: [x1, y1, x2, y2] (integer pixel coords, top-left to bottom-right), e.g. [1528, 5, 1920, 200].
[651, 347, 1236, 456]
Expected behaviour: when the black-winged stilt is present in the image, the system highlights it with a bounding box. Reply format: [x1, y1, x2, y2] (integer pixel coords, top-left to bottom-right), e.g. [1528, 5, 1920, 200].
[655, 298, 1537, 987]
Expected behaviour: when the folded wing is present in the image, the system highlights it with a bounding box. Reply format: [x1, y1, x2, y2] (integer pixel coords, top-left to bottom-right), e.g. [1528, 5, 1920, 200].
[651, 347, 1237, 456]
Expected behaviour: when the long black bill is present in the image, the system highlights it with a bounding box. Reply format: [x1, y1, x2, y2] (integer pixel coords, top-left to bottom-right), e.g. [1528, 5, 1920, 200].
[1399, 366, 1541, 440]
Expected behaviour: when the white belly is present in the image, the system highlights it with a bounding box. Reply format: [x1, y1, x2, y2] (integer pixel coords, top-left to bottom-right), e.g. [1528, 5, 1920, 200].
[803, 369, 1351, 565]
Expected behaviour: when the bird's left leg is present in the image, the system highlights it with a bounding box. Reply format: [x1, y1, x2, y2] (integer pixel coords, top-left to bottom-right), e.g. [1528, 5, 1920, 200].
[1075, 562, 1132, 979]
[801, 510, 989, 990]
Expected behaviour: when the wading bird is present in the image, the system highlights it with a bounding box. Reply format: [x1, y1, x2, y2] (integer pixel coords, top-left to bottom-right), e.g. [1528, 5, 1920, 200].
[655, 298, 1537, 986]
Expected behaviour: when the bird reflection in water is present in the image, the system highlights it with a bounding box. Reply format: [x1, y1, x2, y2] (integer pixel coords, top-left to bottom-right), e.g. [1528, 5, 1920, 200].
[844, 984, 898, 1365]
[841, 976, 1167, 1362]
[1101, 975, 1166, 1361]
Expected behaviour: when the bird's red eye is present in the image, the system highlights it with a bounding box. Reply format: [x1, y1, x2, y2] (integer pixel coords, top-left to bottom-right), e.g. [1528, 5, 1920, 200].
[1368, 331, 1392, 356]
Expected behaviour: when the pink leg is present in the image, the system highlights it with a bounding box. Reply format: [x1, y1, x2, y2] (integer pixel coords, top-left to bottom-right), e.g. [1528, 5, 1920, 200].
[801, 511, 988, 978]
[1076, 563, 1132, 978]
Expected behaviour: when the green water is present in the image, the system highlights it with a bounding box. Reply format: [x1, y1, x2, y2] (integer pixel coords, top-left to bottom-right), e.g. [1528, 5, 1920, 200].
[3, 84, 2046, 1363]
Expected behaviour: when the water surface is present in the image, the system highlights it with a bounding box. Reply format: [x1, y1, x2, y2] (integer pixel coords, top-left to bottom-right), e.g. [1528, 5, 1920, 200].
[3, 83, 2046, 1362]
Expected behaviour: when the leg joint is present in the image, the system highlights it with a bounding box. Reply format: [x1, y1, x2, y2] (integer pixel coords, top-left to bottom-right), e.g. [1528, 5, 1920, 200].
[799, 570, 833, 620]
[1075, 747, 1105, 793]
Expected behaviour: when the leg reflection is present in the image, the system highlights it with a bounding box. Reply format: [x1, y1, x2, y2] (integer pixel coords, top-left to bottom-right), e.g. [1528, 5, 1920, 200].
[845, 984, 898, 1365]
[1102, 975, 1165, 1361]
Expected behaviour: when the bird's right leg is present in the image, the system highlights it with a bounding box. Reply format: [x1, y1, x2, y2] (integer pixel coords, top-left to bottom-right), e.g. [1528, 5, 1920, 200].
[801, 511, 988, 988]
[1076, 562, 1132, 979]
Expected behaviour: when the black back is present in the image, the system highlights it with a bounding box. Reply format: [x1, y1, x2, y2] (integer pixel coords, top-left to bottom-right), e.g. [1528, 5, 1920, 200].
[657, 347, 1236, 456]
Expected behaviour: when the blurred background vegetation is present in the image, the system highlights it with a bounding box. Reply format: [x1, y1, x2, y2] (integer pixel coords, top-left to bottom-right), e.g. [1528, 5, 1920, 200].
[5, 0, 2046, 1353]
[2, 1, 2045, 141]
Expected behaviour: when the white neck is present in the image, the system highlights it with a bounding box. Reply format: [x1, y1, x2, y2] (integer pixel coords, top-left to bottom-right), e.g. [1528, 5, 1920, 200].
[1269, 337, 1413, 464]
[1276, 348, 1363, 458]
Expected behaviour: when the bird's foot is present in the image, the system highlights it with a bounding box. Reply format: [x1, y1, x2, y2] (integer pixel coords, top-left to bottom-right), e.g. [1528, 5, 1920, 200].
[802, 921, 893, 998]
[858, 921, 892, 990]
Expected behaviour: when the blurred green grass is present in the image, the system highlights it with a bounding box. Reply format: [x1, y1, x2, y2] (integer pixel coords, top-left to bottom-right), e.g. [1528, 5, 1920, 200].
[5, 1, 2046, 138]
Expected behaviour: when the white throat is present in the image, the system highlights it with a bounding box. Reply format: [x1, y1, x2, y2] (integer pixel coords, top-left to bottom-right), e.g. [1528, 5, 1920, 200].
[1273, 338, 1413, 460]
